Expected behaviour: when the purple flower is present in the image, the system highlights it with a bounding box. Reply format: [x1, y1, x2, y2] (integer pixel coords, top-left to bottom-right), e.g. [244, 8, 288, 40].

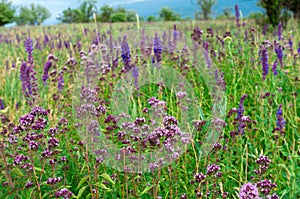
[131, 65, 139, 89]
[55, 188, 73, 199]
[274, 41, 284, 67]
[194, 173, 206, 183]
[237, 94, 248, 119]
[276, 104, 285, 130]
[58, 71, 64, 93]
[257, 179, 276, 195]
[153, 33, 162, 64]
[0, 98, 4, 110]
[260, 47, 269, 80]
[203, 42, 211, 68]
[239, 182, 259, 199]
[272, 59, 278, 76]
[42, 61, 52, 84]
[24, 37, 34, 64]
[206, 163, 220, 175]
[121, 36, 131, 72]
[235, 4, 240, 28]
[298, 41, 300, 54]
[25, 181, 34, 189]
[277, 23, 283, 40]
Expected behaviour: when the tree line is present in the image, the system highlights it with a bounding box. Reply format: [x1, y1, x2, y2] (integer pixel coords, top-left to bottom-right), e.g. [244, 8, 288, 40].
[0, 0, 299, 27]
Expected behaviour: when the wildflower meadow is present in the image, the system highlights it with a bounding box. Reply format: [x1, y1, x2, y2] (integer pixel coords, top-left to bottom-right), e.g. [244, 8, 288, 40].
[0, 9, 299, 199]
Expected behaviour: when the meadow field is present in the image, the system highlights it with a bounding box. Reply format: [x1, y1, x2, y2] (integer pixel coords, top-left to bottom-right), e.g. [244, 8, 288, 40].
[0, 19, 299, 199]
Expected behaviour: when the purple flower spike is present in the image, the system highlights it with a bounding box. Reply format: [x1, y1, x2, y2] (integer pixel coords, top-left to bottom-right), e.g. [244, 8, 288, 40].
[276, 104, 285, 130]
[235, 4, 240, 28]
[274, 41, 284, 67]
[58, 72, 64, 93]
[153, 33, 163, 64]
[131, 65, 139, 89]
[24, 37, 34, 64]
[121, 36, 131, 72]
[272, 59, 278, 76]
[0, 98, 4, 110]
[260, 47, 269, 80]
[277, 23, 283, 40]
[42, 61, 52, 84]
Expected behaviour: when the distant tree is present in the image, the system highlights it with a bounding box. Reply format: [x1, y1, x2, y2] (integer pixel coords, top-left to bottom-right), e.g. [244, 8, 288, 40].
[159, 7, 180, 21]
[0, 0, 15, 26]
[110, 12, 127, 22]
[196, 0, 216, 20]
[78, 0, 97, 23]
[258, 0, 284, 26]
[283, 0, 300, 19]
[147, 15, 157, 22]
[216, 7, 234, 19]
[126, 11, 137, 22]
[16, 3, 50, 25]
[98, 5, 113, 22]
[58, 0, 97, 23]
[57, 8, 82, 23]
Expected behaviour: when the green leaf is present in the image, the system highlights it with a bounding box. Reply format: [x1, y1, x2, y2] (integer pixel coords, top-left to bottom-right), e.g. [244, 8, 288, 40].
[95, 182, 111, 190]
[11, 168, 24, 177]
[139, 184, 155, 196]
[100, 173, 115, 185]
[77, 176, 89, 190]
[77, 185, 87, 199]
[34, 167, 44, 173]
[26, 187, 36, 199]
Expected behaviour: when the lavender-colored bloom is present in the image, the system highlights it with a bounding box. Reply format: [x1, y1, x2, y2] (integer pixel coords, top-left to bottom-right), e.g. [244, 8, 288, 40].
[42, 61, 52, 84]
[55, 188, 73, 199]
[25, 181, 34, 189]
[239, 182, 259, 199]
[272, 59, 278, 76]
[194, 173, 206, 183]
[274, 41, 283, 67]
[153, 33, 163, 64]
[0, 98, 4, 110]
[298, 41, 300, 54]
[260, 47, 269, 80]
[237, 94, 248, 119]
[24, 37, 34, 64]
[277, 23, 283, 40]
[58, 71, 64, 93]
[235, 4, 240, 28]
[203, 42, 211, 68]
[121, 36, 131, 72]
[131, 65, 139, 89]
[257, 179, 276, 195]
[276, 104, 285, 130]
[206, 163, 220, 175]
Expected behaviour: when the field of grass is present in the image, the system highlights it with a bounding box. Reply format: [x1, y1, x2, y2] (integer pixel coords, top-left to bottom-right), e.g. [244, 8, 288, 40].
[0, 18, 299, 199]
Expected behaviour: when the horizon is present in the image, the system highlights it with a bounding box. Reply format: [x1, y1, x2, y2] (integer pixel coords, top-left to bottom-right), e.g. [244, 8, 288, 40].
[7, 0, 263, 26]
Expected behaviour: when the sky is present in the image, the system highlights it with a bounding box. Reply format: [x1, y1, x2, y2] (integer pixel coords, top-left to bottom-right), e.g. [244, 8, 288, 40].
[9, 0, 262, 25]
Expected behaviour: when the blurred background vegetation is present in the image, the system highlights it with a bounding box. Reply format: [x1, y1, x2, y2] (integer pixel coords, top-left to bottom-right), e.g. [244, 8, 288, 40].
[0, 0, 300, 28]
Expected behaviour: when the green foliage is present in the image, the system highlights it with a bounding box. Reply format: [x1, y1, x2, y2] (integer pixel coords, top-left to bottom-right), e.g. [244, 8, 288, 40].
[110, 12, 127, 22]
[0, 0, 15, 26]
[283, 0, 300, 19]
[15, 3, 50, 26]
[97, 4, 113, 22]
[196, 0, 216, 20]
[147, 15, 157, 22]
[258, 0, 284, 26]
[159, 7, 180, 21]
[58, 0, 97, 24]
[216, 7, 234, 20]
